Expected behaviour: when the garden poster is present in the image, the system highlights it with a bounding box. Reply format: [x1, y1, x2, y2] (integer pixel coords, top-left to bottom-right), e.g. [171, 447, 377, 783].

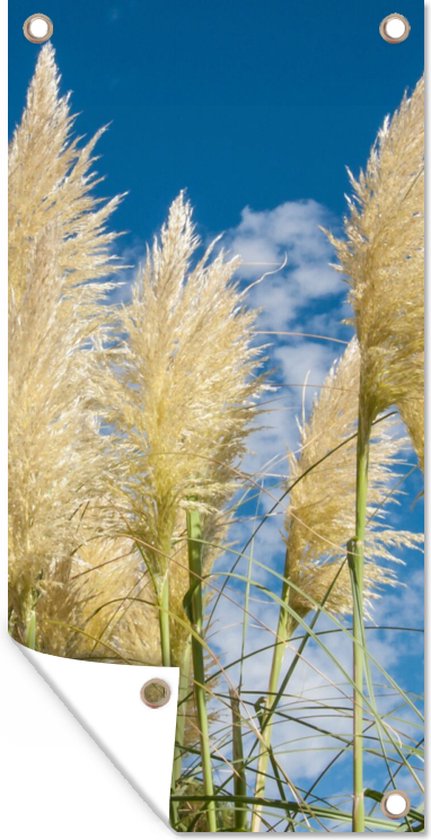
[8, 0, 424, 832]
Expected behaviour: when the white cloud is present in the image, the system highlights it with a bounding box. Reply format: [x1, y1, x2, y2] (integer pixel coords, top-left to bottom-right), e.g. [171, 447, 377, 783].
[221, 199, 351, 470]
[273, 341, 336, 407]
[224, 200, 342, 329]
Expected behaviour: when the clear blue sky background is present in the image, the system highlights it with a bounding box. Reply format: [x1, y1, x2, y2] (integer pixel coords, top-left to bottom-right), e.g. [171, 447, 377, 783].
[9, 0, 423, 239]
[9, 0, 424, 822]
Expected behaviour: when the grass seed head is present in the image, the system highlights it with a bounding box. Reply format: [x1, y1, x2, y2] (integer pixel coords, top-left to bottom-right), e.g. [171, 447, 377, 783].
[284, 339, 422, 619]
[327, 78, 424, 463]
[99, 192, 266, 662]
[9, 45, 122, 652]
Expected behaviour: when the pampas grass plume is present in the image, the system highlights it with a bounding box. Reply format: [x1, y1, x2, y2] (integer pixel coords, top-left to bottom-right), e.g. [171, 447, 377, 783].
[100, 192, 266, 663]
[327, 78, 424, 464]
[9, 45, 122, 651]
[285, 339, 422, 619]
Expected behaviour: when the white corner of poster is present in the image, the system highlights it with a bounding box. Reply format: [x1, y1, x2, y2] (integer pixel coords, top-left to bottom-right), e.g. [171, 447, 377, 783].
[16, 640, 179, 824]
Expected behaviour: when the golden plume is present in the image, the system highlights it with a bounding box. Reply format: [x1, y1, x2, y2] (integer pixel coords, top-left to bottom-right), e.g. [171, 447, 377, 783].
[9, 45, 122, 652]
[98, 192, 266, 664]
[284, 339, 422, 621]
[327, 78, 424, 465]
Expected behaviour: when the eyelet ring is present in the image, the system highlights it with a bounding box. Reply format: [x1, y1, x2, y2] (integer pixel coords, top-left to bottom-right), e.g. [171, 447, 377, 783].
[380, 790, 411, 819]
[140, 678, 171, 708]
[23, 14, 54, 44]
[379, 14, 411, 44]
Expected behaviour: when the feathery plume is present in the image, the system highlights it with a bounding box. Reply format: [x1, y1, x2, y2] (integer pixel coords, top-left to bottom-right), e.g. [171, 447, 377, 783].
[100, 192, 266, 664]
[327, 78, 424, 462]
[62, 537, 160, 662]
[8, 45, 122, 652]
[284, 339, 421, 620]
[325, 81, 423, 830]
[251, 340, 423, 831]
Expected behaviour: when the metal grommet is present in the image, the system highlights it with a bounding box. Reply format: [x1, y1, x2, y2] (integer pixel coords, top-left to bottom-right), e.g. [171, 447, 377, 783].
[140, 678, 171, 708]
[380, 790, 411, 819]
[379, 14, 411, 44]
[23, 14, 54, 44]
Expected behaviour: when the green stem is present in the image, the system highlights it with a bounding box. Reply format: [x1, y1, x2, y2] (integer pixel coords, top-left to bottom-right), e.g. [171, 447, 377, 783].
[229, 688, 248, 831]
[159, 571, 171, 667]
[251, 559, 295, 832]
[170, 640, 192, 828]
[186, 508, 217, 833]
[24, 608, 37, 650]
[349, 408, 372, 833]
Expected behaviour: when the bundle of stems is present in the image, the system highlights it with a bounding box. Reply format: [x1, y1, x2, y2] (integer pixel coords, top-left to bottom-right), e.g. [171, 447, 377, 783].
[251, 339, 422, 831]
[97, 192, 266, 828]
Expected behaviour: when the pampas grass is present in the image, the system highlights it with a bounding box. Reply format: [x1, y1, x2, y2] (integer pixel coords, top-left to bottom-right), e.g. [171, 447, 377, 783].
[251, 338, 422, 831]
[327, 78, 424, 459]
[65, 536, 161, 662]
[98, 191, 266, 667]
[9, 47, 424, 833]
[94, 192, 266, 828]
[8, 45, 122, 652]
[284, 338, 421, 618]
[325, 77, 424, 830]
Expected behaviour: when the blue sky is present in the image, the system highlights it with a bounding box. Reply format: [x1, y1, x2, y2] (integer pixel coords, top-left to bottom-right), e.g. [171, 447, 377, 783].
[9, 0, 424, 240]
[9, 0, 424, 826]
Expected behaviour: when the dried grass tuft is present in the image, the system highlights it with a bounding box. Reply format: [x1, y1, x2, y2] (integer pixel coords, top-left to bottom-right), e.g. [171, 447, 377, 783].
[327, 78, 424, 465]
[285, 339, 422, 619]
[97, 192, 267, 663]
[8, 45, 123, 651]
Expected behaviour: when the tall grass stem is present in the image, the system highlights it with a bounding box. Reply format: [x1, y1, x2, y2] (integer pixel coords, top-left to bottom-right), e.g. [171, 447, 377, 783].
[170, 641, 192, 827]
[186, 509, 217, 832]
[25, 608, 37, 650]
[159, 573, 172, 667]
[349, 411, 372, 832]
[230, 688, 248, 831]
[251, 567, 293, 831]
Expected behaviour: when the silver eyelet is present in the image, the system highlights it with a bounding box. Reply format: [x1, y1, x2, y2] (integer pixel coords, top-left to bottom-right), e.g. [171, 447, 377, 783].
[380, 790, 411, 819]
[379, 14, 411, 44]
[140, 678, 171, 708]
[23, 14, 54, 44]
